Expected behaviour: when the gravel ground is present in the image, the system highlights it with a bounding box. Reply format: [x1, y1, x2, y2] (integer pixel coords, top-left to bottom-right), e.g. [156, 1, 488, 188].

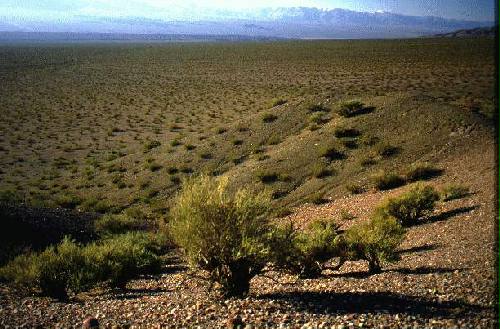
[0, 131, 497, 329]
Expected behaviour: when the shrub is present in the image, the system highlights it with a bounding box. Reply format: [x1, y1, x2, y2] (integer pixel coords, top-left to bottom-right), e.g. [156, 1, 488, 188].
[0, 233, 162, 299]
[342, 215, 405, 273]
[268, 219, 340, 278]
[94, 213, 145, 236]
[309, 112, 329, 125]
[334, 126, 361, 138]
[256, 171, 283, 184]
[405, 163, 443, 182]
[307, 104, 330, 113]
[340, 138, 358, 149]
[262, 113, 278, 123]
[372, 171, 406, 190]
[169, 176, 271, 297]
[440, 184, 470, 201]
[144, 140, 161, 151]
[271, 98, 287, 107]
[311, 162, 334, 178]
[307, 191, 329, 205]
[336, 100, 371, 117]
[320, 145, 345, 161]
[375, 184, 440, 226]
[345, 183, 365, 194]
[374, 143, 399, 158]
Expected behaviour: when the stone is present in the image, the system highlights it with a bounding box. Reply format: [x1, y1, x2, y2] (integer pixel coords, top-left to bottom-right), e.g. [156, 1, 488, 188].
[82, 316, 99, 329]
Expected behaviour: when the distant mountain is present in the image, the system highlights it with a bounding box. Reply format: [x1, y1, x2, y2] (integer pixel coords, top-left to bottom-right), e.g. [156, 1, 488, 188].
[0, 7, 495, 40]
[431, 26, 496, 38]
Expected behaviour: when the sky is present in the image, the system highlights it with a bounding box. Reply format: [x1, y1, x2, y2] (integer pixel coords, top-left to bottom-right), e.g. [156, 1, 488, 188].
[0, 0, 496, 22]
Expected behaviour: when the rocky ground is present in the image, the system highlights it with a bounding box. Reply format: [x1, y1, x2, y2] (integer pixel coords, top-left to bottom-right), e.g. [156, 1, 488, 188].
[0, 135, 497, 329]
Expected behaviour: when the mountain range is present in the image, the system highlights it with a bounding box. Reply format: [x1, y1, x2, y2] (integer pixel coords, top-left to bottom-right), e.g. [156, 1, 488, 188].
[0, 7, 494, 40]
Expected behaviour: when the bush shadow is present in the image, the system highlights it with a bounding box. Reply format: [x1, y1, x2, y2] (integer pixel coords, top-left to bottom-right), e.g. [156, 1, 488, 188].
[256, 290, 491, 319]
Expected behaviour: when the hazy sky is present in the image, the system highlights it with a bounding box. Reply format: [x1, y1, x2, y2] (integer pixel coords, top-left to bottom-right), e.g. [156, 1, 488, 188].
[0, 0, 496, 22]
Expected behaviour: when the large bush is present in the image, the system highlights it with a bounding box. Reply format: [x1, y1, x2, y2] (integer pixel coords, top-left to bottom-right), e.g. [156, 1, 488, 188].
[341, 215, 405, 273]
[375, 184, 439, 226]
[0, 233, 162, 299]
[169, 175, 271, 297]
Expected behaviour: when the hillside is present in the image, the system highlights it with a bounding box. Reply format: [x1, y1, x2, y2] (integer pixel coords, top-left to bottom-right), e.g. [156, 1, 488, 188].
[0, 38, 496, 327]
[432, 26, 496, 38]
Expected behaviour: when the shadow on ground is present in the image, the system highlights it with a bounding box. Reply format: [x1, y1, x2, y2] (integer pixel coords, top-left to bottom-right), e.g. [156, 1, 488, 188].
[424, 206, 478, 224]
[256, 290, 492, 319]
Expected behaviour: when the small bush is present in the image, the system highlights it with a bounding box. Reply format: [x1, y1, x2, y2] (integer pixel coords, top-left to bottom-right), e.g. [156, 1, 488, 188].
[405, 163, 443, 182]
[309, 112, 329, 125]
[339, 209, 356, 221]
[320, 145, 345, 161]
[0, 233, 162, 299]
[169, 176, 271, 297]
[144, 140, 161, 152]
[440, 184, 470, 201]
[256, 171, 284, 184]
[375, 184, 439, 226]
[345, 183, 365, 194]
[308, 191, 329, 205]
[372, 171, 406, 190]
[359, 156, 377, 167]
[294, 219, 340, 277]
[268, 219, 340, 278]
[184, 144, 196, 151]
[311, 162, 334, 178]
[262, 113, 278, 123]
[334, 126, 361, 138]
[271, 98, 287, 107]
[342, 215, 405, 273]
[337, 101, 373, 117]
[374, 143, 399, 158]
[307, 104, 330, 113]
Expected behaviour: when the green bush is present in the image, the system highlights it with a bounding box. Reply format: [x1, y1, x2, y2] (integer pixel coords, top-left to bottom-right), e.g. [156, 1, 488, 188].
[334, 126, 361, 138]
[268, 219, 340, 278]
[405, 163, 443, 182]
[440, 184, 470, 201]
[342, 215, 405, 273]
[375, 184, 439, 226]
[307, 104, 330, 113]
[0, 233, 162, 299]
[309, 112, 329, 125]
[336, 100, 369, 117]
[294, 219, 340, 277]
[271, 98, 287, 107]
[345, 183, 365, 194]
[372, 171, 406, 190]
[169, 176, 271, 297]
[374, 143, 399, 158]
[320, 145, 345, 161]
[262, 113, 278, 123]
[144, 140, 161, 151]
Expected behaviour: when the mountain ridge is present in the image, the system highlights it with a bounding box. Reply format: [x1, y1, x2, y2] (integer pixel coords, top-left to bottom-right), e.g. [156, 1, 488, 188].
[0, 7, 494, 39]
